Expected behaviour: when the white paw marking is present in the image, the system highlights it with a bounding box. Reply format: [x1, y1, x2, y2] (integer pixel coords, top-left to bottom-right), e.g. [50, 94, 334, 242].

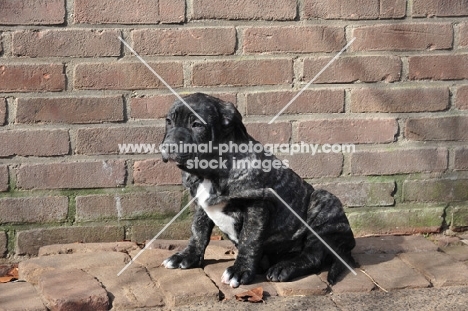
[221, 268, 240, 288]
[162, 258, 176, 269]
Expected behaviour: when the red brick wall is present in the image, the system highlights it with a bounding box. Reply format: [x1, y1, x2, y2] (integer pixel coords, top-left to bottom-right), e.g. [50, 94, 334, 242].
[1, 0, 468, 257]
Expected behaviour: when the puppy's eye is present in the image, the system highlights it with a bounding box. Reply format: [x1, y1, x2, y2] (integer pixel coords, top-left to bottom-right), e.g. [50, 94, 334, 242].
[166, 118, 172, 126]
[192, 121, 204, 128]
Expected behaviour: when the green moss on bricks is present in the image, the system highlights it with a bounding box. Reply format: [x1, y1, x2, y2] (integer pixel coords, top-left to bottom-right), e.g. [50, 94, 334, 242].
[446, 204, 468, 230]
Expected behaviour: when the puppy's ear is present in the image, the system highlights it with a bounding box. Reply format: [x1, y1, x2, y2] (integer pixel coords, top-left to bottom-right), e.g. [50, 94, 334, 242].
[217, 100, 249, 141]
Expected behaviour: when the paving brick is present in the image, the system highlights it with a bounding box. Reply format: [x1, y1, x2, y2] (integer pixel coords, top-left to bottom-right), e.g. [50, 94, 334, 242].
[457, 85, 468, 110]
[74, 62, 183, 90]
[0, 64, 65, 92]
[273, 274, 328, 296]
[38, 269, 109, 311]
[303, 0, 406, 19]
[133, 27, 236, 56]
[0, 165, 8, 192]
[245, 122, 291, 144]
[303, 56, 401, 83]
[246, 90, 344, 115]
[281, 153, 343, 178]
[0, 0, 65, 25]
[243, 26, 345, 53]
[0, 282, 46, 311]
[405, 116, 468, 141]
[352, 23, 453, 51]
[353, 235, 439, 254]
[38, 241, 140, 256]
[455, 148, 468, 170]
[16, 226, 125, 256]
[409, 55, 468, 80]
[76, 126, 164, 155]
[355, 253, 430, 290]
[350, 87, 449, 113]
[74, 0, 185, 24]
[192, 59, 293, 87]
[192, 0, 296, 20]
[297, 118, 397, 144]
[0, 98, 6, 125]
[351, 148, 447, 175]
[130, 248, 176, 269]
[17, 160, 126, 190]
[399, 251, 468, 287]
[134, 158, 182, 185]
[403, 179, 468, 203]
[13, 29, 121, 57]
[0, 197, 68, 224]
[413, 0, 468, 17]
[16, 96, 124, 124]
[316, 182, 395, 207]
[440, 245, 468, 262]
[0, 231, 6, 257]
[0, 129, 69, 157]
[319, 269, 375, 293]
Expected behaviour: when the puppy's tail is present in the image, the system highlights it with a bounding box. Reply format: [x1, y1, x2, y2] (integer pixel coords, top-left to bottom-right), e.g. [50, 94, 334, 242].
[327, 252, 356, 285]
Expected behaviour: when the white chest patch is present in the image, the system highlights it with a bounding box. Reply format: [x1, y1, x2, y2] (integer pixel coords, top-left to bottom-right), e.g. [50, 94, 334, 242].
[196, 180, 238, 243]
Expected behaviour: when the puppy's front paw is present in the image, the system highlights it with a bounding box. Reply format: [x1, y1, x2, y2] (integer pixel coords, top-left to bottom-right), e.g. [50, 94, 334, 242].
[162, 251, 202, 269]
[221, 265, 255, 288]
[266, 262, 295, 282]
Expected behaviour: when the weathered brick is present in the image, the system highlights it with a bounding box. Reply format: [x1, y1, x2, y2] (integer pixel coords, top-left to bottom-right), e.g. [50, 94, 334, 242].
[303, 56, 401, 83]
[447, 204, 468, 230]
[0, 98, 6, 125]
[353, 235, 439, 254]
[13, 29, 120, 58]
[351, 148, 447, 175]
[17, 161, 126, 190]
[413, 0, 468, 17]
[74, 62, 183, 90]
[0, 231, 6, 257]
[243, 26, 345, 53]
[16, 96, 124, 124]
[0, 282, 46, 311]
[16, 226, 125, 256]
[0, 0, 65, 25]
[405, 116, 468, 141]
[316, 182, 395, 207]
[0, 197, 68, 224]
[245, 122, 291, 144]
[0, 64, 65, 92]
[303, 0, 406, 19]
[76, 126, 164, 155]
[192, 0, 296, 20]
[274, 274, 328, 296]
[74, 0, 184, 24]
[456, 85, 468, 110]
[76, 190, 183, 221]
[297, 118, 397, 144]
[281, 153, 343, 178]
[0, 129, 69, 157]
[192, 59, 293, 87]
[0, 165, 7, 192]
[130, 221, 192, 242]
[133, 159, 182, 185]
[409, 55, 468, 81]
[352, 23, 453, 51]
[133, 27, 236, 56]
[350, 87, 449, 113]
[246, 90, 344, 115]
[454, 148, 468, 170]
[403, 179, 468, 203]
[460, 22, 468, 47]
[38, 241, 139, 256]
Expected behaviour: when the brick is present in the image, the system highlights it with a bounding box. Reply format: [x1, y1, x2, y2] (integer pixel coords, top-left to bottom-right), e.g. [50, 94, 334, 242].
[405, 116, 468, 141]
[243, 26, 345, 53]
[17, 160, 126, 190]
[413, 0, 468, 17]
[0, 64, 65, 92]
[353, 235, 439, 254]
[0, 282, 47, 311]
[38, 269, 109, 311]
[303, 56, 401, 83]
[399, 251, 468, 287]
[319, 269, 375, 293]
[76, 190, 183, 221]
[245, 122, 291, 144]
[298, 118, 397, 144]
[38, 241, 139, 256]
[0, 231, 6, 257]
[0, 0, 65, 25]
[460, 22, 468, 47]
[192, 59, 293, 87]
[0, 98, 6, 125]
[352, 23, 453, 51]
[350, 87, 449, 113]
[409, 55, 468, 80]
[130, 220, 192, 242]
[13, 29, 120, 58]
[281, 153, 343, 178]
[246, 90, 344, 116]
[74, 62, 183, 90]
[192, 0, 296, 20]
[303, 0, 406, 19]
[351, 148, 447, 175]
[454, 148, 468, 170]
[0, 197, 68, 224]
[440, 245, 468, 262]
[273, 274, 328, 296]
[316, 182, 395, 207]
[0, 165, 7, 192]
[133, 159, 182, 185]
[16, 96, 124, 124]
[0, 129, 69, 157]
[74, 0, 184, 24]
[403, 179, 468, 203]
[457, 85, 468, 110]
[447, 204, 468, 230]
[76, 126, 164, 155]
[133, 27, 236, 56]
[16, 226, 125, 256]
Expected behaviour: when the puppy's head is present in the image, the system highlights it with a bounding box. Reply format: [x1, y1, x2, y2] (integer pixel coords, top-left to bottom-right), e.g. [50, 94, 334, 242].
[161, 93, 248, 171]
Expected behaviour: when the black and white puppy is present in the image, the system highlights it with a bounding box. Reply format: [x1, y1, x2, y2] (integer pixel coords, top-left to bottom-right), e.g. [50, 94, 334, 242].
[161, 93, 355, 287]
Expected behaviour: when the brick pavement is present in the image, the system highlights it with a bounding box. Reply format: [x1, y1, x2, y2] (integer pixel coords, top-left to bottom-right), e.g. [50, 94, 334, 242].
[1, 235, 468, 310]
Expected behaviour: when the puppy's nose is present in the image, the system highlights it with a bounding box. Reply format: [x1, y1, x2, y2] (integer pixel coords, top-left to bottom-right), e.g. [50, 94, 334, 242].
[160, 144, 169, 163]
